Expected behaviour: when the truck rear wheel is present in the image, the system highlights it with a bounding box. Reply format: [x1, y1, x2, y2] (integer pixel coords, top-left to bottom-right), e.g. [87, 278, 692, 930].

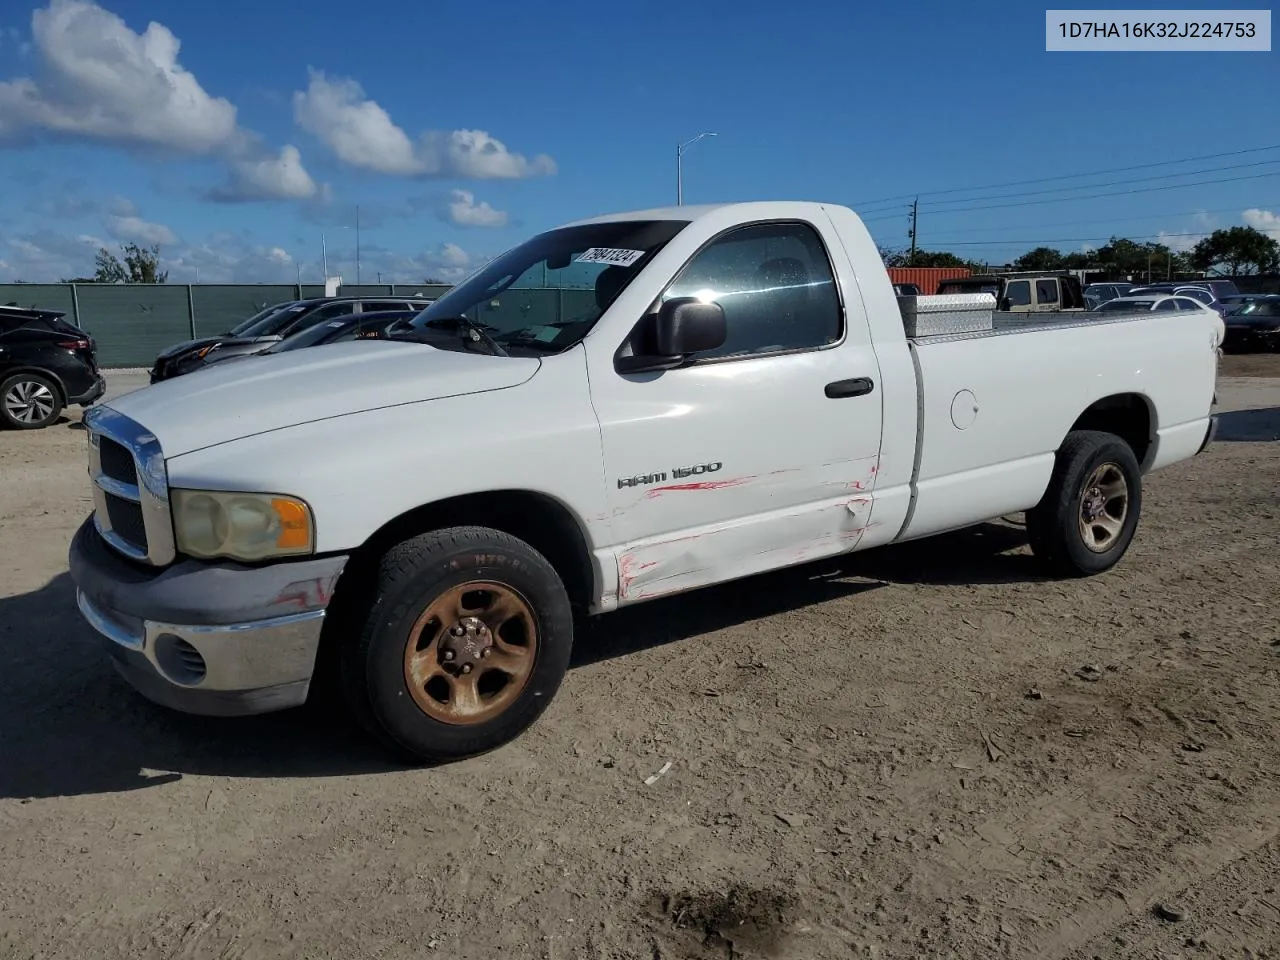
[341, 525, 574, 763]
[1026, 430, 1142, 577]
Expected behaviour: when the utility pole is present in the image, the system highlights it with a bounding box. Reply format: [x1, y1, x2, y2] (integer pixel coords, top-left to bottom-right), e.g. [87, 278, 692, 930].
[676, 132, 717, 205]
[321, 234, 329, 278]
[908, 197, 919, 266]
[355, 205, 361, 289]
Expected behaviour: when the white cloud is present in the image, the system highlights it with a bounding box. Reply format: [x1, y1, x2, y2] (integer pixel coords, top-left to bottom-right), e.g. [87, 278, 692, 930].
[211, 144, 320, 202]
[1158, 210, 1218, 252]
[0, 0, 317, 203]
[105, 195, 137, 217]
[105, 214, 177, 246]
[293, 70, 556, 180]
[0, 229, 102, 279]
[0, 0, 237, 153]
[1243, 208, 1280, 242]
[442, 189, 508, 227]
[1, 225, 481, 285]
[293, 70, 421, 176]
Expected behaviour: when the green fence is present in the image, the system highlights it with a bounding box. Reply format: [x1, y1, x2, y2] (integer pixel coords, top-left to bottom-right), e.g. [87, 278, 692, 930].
[0, 283, 452, 367]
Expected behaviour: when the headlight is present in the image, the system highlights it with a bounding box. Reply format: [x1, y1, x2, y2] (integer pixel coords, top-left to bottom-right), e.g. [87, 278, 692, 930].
[172, 489, 314, 561]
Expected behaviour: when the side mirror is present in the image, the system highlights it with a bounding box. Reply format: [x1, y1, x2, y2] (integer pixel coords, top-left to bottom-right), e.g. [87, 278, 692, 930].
[655, 297, 727, 356]
[614, 297, 728, 375]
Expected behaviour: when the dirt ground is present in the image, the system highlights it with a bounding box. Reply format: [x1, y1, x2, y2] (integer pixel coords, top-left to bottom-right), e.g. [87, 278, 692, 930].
[2, 357, 1279, 960]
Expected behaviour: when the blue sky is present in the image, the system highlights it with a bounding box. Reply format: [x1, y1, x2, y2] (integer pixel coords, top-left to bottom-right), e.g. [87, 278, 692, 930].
[0, 0, 1276, 283]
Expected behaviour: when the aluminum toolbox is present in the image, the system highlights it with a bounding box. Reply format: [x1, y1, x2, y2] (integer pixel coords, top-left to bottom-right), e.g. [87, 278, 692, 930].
[897, 293, 996, 337]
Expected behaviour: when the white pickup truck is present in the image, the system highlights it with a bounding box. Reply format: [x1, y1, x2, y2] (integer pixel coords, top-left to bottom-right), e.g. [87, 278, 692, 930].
[69, 201, 1223, 762]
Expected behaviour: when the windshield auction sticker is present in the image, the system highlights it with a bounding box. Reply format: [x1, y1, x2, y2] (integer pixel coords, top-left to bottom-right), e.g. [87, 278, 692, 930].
[576, 248, 646, 267]
[1046, 9, 1271, 50]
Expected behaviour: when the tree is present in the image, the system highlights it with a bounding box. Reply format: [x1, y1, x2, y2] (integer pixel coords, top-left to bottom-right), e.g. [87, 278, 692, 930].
[93, 247, 127, 284]
[91, 243, 168, 283]
[122, 242, 168, 283]
[909, 250, 971, 268]
[1012, 247, 1065, 271]
[424, 277, 450, 285]
[1189, 227, 1280, 276]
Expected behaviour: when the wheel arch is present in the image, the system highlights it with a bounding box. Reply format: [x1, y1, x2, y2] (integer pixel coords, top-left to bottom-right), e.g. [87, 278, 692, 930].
[1, 365, 67, 405]
[329, 488, 598, 619]
[1066, 393, 1156, 471]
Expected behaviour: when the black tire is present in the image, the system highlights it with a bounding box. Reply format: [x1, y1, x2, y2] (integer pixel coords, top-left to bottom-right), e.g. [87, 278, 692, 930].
[1026, 430, 1142, 577]
[340, 525, 574, 763]
[0, 373, 63, 430]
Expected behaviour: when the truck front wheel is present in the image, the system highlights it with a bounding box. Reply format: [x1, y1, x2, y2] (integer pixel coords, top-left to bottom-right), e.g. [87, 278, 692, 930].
[341, 526, 574, 763]
[1026, 430, 1142, 577]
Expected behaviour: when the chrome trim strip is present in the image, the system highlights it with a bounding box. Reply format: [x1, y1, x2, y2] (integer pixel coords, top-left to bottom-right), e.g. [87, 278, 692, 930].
[84, 406, 176, 566]
[94, 474, 141, 503]
[77, 589, 144, 650]
[165, 609, 326, 635]
[92, 513, 150, 562]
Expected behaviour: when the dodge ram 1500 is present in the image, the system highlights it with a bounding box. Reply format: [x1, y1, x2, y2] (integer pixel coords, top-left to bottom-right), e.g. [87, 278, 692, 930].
[69, 201, 1222, 762]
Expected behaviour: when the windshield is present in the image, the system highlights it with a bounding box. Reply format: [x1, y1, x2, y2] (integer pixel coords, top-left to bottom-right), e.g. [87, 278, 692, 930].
[228, 302, 295, 336]
[233, 302, 313, 338]
[402, 220, 688, 355]
[1097, 299, 1155, 311]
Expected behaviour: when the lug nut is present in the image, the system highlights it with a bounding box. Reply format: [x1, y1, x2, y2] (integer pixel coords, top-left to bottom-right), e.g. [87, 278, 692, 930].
[461, 663, 473, 674]
[474, 650, 482, 659]
[443, 650, 455, 661]
[453, 626, 465, 637]
[480, 648, 491, 659]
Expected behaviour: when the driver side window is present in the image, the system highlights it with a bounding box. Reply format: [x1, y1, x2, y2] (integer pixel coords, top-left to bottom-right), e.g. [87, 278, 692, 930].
[661, 221, 842, 360]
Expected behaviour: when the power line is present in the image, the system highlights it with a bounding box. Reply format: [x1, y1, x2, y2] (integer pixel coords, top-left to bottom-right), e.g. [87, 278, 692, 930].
[851, 142, 1280, 210]
[897, 204, 1275, 237]
[859, 170, 1280, 222]
[926, 231, 1214, 247]
[910, 159, 1280, 212]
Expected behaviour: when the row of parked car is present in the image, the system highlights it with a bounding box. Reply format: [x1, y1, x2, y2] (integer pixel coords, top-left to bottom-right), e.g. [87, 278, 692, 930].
[149, 294, 435, 382]
[0, 295, 435, 431]
[1082, 279, 1280, 352]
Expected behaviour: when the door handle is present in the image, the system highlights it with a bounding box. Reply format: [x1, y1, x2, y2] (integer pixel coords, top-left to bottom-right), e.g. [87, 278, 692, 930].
[825, 377, 874, 399]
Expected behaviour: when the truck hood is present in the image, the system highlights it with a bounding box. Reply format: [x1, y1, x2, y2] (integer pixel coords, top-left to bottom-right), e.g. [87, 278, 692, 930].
[106, 340, 541, 457]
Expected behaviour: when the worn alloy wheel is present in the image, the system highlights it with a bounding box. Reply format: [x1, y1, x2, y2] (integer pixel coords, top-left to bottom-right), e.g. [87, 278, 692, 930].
[1027, 429, 1142, 577]
[1077, 463, 1129, 552]
[341, 525, 573, 763]
[403, 582, 538, 725]
[0, 374, 62, 430]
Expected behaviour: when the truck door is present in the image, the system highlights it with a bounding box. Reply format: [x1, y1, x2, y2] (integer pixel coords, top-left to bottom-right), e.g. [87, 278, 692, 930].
[1003, 280, 1032, 312]
[587, 218, 885, 605]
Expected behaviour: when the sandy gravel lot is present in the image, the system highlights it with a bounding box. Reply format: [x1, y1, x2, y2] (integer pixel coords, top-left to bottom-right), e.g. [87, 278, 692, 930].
[1, 358, 1278, 960]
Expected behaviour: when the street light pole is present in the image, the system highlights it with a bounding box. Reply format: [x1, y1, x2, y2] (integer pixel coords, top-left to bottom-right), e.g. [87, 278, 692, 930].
[355, 205, 361, 289]
[676, 131, 717, 205]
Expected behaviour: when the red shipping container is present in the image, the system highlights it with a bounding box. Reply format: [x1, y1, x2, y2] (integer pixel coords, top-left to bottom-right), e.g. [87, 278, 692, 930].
[886, 267, 971, 295]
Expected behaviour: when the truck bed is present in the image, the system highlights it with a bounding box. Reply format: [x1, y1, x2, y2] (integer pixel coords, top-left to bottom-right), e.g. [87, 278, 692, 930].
[909, 308, 1165, 344]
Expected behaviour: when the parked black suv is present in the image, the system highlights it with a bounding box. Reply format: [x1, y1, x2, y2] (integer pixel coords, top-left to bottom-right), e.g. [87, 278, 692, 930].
[150, 296, 433, 382]
[0, 305, 104, 429]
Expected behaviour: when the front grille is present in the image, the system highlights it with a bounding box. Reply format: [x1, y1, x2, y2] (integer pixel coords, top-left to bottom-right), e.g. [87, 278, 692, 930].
[85, 407, 175, 566]
[99, 438, 137, 486]
[103, 492, 147, 552]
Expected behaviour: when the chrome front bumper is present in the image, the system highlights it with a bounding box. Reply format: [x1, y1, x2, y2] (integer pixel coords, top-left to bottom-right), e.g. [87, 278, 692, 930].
[76, 589, 324, 715]
[68, 517, 348, 717]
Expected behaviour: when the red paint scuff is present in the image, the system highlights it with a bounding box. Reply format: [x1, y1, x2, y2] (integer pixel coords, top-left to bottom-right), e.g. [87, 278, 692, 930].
[645, 477, 753, 498]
